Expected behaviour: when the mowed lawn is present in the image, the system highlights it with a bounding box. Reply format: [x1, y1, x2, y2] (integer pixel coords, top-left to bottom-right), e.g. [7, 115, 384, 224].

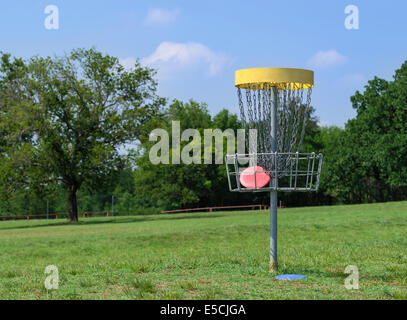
[0, 202, 407, 300]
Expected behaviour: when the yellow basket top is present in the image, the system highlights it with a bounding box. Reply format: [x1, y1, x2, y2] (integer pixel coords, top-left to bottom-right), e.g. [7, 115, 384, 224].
[235, 68, 314, 90]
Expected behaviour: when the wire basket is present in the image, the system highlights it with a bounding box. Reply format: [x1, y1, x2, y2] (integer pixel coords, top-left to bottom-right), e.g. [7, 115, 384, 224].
[225, 152, 323, 192]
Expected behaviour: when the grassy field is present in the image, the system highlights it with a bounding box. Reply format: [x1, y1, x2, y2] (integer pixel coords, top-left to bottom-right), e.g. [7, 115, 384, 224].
[0, 201, 406, 300]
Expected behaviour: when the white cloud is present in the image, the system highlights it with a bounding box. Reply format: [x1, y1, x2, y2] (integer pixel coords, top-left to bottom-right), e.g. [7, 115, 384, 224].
[140, 41, 229, 77]
[144, 8, 179, 25]
[307, 50, 348, 69]
[119, 57, 139, 70]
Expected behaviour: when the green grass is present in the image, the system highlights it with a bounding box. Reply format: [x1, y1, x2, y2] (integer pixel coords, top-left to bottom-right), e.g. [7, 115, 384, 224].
[0, 201, 407, 299]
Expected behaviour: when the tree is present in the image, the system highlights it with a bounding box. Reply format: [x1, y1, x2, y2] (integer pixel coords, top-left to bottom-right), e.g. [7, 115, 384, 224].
[0, 48, 165, 221]
[324, 60, 407, 204]
[350, 63, 407, 190]
[133, 100, 255, 211]
[312, 125, 345, 204]
[133, 100, 211, 210]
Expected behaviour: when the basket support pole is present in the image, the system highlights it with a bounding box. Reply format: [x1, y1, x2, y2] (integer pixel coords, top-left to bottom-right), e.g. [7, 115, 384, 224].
[269, 87, 278, 272]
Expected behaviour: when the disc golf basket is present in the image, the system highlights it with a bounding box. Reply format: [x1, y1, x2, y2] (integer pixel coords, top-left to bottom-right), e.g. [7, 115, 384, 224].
[225, 68, 323, 272]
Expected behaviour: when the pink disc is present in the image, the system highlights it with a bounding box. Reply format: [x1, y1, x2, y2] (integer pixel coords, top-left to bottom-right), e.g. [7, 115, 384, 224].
[239, 166, 270, 189]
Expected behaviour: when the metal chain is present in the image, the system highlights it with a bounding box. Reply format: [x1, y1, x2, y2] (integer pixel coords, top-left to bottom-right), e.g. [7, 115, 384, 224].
[237, 82, 313, 173]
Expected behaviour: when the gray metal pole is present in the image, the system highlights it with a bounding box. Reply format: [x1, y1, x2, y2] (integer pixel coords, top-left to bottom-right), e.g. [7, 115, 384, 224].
[112, 195, 114, 217]
[46, 200, 49, 220]
[269, 87, 278, 272]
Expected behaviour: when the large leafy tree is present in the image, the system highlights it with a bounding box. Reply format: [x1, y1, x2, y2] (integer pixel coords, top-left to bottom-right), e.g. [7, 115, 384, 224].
[134, 100, 213, 210]
[0, 48, 165, 221]
[327, 61, 407, 203]
[133, 100, 256, 210]
[350, 63, 407, 188]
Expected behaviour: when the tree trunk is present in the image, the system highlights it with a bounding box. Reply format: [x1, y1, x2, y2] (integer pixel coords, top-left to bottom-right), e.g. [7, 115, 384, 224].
[67, 186, 78, 222]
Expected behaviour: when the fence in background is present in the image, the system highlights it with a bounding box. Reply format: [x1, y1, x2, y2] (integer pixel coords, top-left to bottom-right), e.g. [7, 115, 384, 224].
[0, 211, 111, 221]
[0, 205, 288, 220]
[160, 204, 285, 214]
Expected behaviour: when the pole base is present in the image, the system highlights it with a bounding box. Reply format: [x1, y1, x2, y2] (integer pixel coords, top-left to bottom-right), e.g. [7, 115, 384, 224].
[269, 261, 278, 273]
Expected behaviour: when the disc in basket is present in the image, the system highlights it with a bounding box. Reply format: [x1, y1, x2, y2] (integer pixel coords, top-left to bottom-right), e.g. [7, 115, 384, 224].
[239, 166, 270, 189]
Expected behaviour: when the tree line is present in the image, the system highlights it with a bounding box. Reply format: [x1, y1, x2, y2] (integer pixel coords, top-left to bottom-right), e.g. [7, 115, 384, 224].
[1, 48, 406, 219]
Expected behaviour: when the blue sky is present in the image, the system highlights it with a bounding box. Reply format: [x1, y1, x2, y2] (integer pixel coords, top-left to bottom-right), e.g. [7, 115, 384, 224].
[1, 0, 406, 127]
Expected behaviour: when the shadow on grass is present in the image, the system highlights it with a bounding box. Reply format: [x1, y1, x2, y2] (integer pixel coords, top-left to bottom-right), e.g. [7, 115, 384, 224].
[0, 213, 229, 231]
